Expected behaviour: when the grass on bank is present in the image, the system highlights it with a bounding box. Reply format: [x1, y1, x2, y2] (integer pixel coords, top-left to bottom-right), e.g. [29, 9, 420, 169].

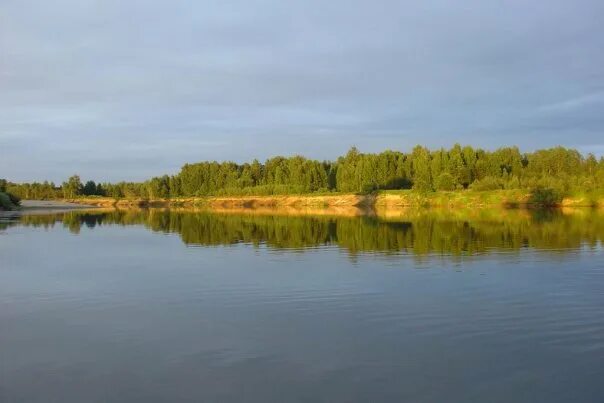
[374, 188, 603, 207]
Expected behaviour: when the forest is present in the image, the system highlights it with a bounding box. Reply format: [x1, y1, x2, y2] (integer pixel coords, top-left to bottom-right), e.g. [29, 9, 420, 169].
[4, 145, 604, 201]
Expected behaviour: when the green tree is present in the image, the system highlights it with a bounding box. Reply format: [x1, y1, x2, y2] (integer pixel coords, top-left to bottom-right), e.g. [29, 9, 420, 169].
[434, 172, 456, 191]
[146, 176, 170, 199]
[83, 180, 97, 196]
[62, 175, 83, 198]
[411, 146, 432, 192]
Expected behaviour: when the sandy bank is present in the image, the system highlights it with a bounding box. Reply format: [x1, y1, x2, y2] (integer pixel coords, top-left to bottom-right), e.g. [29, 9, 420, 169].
[64, 194, 374, 209]
[62, 191, 604, 211]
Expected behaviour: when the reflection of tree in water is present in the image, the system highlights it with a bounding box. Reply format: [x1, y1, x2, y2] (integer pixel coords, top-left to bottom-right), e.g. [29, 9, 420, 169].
[11, 209, 604, 256]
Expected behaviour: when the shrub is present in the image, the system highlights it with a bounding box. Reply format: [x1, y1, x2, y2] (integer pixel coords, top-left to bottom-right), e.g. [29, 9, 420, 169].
[530, 187, 563, 206]
[470, 176, 503, 191]
[360, 183, 377, 194]
[0, 192, 16, 210]
[7, 192, 21, 206]
[434, 173, 456, 191]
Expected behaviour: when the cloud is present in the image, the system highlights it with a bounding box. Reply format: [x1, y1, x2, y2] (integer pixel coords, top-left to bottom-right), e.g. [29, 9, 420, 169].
[538, 92, 604, 112]
[1, 0, 603, 182]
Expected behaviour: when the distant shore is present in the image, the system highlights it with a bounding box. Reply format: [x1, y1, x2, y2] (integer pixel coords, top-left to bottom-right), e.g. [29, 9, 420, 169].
[59, 190, 604, 210]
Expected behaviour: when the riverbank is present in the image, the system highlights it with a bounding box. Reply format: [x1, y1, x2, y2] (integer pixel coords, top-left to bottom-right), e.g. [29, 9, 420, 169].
[61, 190, 604, 210]
[62, 194, 370, 209]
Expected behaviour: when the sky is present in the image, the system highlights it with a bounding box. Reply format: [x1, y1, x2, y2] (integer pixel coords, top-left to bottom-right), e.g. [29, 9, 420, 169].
[1, 0, 603, 183]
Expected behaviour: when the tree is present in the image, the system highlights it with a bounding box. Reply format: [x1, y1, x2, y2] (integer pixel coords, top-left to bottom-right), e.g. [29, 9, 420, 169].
[83, 180, 97, 196]
[169, 176, 182, 197]
[411, 146, 432, 192]
[96, 182, 105, 196]
[147, 176, 170, 199]
[336, 147, 362, 192]
[434, 173, 456, 191]
[448, 143, 469, 188]
[62, 175, 82, 198]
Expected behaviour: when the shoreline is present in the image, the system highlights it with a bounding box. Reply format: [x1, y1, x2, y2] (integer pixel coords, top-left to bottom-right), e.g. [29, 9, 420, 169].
[4, 195, 602, 221]
[8, 190, 602, 215]
[62, 190, 604, 210]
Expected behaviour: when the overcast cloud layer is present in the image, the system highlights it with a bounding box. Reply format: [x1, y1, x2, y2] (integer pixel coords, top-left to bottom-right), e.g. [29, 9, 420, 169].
[1, 0, 603, 182]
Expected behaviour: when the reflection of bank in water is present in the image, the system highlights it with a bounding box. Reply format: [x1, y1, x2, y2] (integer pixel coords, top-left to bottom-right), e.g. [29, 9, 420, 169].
[6, 207, 604, 258]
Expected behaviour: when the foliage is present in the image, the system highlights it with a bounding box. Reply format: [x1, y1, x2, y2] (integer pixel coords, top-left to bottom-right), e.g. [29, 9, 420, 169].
[7, 192, 21, 206]
[434, 173, 456, 191]
[6, 181, 60, 200]
[411, 146, 433, 192]
[4, 145, 604, 203]
[0, 191, 20, 210]
[0, 192, 12, 210]
[62, 175, 83, 198]
[469, 176, 503, 191]
[529, 187, 563, 206]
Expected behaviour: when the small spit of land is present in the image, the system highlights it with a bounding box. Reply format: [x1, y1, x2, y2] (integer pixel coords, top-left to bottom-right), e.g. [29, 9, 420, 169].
[20, 200, 97, 211]
[0, 200, 98, 216]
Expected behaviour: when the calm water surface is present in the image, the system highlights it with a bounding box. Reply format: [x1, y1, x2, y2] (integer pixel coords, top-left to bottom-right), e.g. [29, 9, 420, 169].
[1, 209, 603, 402]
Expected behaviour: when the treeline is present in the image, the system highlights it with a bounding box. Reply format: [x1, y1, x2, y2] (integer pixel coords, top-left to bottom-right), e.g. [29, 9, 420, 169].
[2, 176, 106, 200]
[5, 145, 604, 200]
